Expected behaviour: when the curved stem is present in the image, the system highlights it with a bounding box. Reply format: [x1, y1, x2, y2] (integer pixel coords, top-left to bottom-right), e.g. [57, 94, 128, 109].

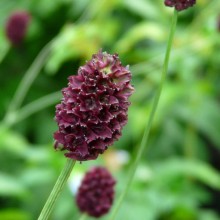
[4, 41, 52, 124]
[38, 159, 76, 220]
[109, 9, 178, 220]
[4, 91, 61, 126]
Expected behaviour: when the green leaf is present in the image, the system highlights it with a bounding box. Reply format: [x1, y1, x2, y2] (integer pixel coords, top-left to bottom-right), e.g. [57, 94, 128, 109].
[0, 125, 29, 155]
[0, 172, 27, 196]
[46, 20, 118, 74]
[198, 210, 220, 220]
[0, 209, 30, 220]
[122, 0, 159, 20]
[153, 158, 220, 189]
[175, 97, 220, 147]
[114, 22, 165, 54]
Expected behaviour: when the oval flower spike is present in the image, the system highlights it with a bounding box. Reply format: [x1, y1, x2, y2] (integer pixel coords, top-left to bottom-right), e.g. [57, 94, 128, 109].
[54, 51, 134, 161]
[76, 167, 116, 218]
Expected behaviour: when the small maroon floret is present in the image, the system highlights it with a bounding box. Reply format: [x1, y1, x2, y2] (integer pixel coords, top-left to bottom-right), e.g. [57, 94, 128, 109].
[164, 0, 196, 11]
[54, 51, 134, 161]
[76, 167, 116, 218]
[5, 11, 30, 45]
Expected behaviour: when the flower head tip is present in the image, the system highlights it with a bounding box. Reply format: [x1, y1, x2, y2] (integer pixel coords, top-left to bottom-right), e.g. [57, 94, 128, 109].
[164, 0, 196, 11]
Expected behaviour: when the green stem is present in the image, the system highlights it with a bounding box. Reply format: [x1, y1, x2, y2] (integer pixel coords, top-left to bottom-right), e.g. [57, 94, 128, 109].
[4, 41, 52, 124]
[0, 43, 10, 64]
[4, 91, 61, 126]
[38, 159, 76, 220]
[78, 213, 87, 220]
[109, 9, 178, 220]
[184, 124, 196, 159]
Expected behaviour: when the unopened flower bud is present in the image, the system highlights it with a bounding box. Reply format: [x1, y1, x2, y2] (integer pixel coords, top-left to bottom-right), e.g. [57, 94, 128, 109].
[5, 11, 30, 45]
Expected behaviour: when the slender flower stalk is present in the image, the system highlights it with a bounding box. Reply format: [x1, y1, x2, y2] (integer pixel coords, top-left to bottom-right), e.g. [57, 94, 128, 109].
[38, 159, 76, 220]
[6, 91, 61, 126]
[3, 41, 52, 125]
[109, 9, 178, 220]
[0, 43, 10, 64]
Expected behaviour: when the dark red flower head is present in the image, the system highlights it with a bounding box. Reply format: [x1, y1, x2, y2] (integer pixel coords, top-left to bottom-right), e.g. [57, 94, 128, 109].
[54, 51, 134, 161]
[76, 167, 116, 218]
[5, 11, 30, 45]
[164, 0, 196, 11]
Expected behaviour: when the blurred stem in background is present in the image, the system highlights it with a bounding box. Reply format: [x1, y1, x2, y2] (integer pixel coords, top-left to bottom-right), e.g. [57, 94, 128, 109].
[38, 159, 76, 220]
[5, 91, 61, 126]
[0, 43, 10, 64]
[184, 124, 197, 159]
[110, 9, 178, 220]
[3, 40, 52, 126]
[78, 213, 87, 220]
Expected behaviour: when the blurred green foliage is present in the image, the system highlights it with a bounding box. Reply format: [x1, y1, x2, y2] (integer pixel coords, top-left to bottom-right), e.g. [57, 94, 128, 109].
[0, 0, 220, 219]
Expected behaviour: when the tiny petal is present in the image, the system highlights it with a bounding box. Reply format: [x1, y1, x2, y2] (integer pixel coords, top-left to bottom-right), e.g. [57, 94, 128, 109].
[68, 75, 84, 89]
[89, 124, 112, 139]
[109, 118, 121, 131]
[117, 113, 128, 127]
[89, 139, 106, 150]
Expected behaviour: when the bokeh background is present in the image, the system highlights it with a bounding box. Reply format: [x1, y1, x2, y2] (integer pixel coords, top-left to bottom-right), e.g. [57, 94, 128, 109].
[1, 0, 220, 219]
